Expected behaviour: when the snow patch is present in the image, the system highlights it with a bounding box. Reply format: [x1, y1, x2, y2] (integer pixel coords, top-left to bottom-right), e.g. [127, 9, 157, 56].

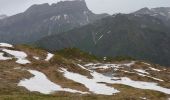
[70, 64, 170, 94]
[59, 68, 119, 95]
[83, 11, 89, 22]
[136, 73, 164, 82]
[33, 56, 40, 60]
[142, 62, 151, 66]
[45, 52, 54, 61]
[2, 49, 30, 64]
[140, 97, 147, 100]
[134, 69, 150, 74]
[98, 35, 103, 40]
[50, 15, 61, 21]
[84, 61, 135, 70]
[64, 14, 68, 20]
[149, 67, 161, 71]
[18, 70, 87, 94]
[0, 43, 13, 48]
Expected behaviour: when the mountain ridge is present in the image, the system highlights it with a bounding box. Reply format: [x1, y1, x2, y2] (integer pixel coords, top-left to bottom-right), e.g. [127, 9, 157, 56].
[0, 0, 108, 44]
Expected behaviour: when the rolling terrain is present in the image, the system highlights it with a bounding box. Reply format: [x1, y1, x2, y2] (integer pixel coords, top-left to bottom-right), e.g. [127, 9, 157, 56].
[0, 43, 170, 100]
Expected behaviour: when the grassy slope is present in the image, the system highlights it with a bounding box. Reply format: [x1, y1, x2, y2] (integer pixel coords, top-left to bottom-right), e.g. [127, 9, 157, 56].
[0, 45, 169, 100]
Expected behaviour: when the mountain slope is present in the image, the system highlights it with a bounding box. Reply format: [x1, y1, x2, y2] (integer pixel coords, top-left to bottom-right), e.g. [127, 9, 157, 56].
[0, 0, 108, 44]
[36, 14, 170, 66]
[0, 43, 170, 100]
[134, 7, 170, 26]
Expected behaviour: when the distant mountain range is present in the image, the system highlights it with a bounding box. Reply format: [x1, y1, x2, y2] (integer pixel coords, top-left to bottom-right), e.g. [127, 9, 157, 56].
[36, 8, 170, 66]
[0, 0, 108, 44]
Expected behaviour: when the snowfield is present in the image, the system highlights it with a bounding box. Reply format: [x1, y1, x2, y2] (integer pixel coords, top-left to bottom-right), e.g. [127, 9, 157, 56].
[18, 70, 87, 94]
[60, 68, 119, 95]
[2, 49, 30, 64]
[60, 64, 170, 95]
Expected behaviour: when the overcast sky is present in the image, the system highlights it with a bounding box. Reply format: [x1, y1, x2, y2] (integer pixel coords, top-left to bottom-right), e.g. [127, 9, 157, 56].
[0, 0, 170, 16]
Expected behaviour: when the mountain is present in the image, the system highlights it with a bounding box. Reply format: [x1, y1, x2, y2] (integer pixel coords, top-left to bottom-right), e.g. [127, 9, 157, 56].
[36, 13, 170, 66]
[0, 14, 8, 20]
[0, 0, 108, 44]
[134, 7, 170, 26]
[0, 43, 170, 100]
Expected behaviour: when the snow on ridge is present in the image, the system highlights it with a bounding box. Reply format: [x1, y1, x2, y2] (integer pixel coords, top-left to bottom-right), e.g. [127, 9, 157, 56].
[2, 49, 30, 64]
[18, 70, 87, 94]
[45, 52, 54, 61]
[0, 43, 13, 48]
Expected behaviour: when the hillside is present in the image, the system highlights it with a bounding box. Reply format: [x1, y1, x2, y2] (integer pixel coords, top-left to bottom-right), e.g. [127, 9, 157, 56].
[36, 13, 170, 66]
[0, 42, 170, 100]
[0, 0, 108, 44]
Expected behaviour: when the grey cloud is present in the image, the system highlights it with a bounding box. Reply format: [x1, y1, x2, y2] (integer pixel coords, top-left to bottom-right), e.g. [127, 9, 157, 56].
[0, 0, 170, 16]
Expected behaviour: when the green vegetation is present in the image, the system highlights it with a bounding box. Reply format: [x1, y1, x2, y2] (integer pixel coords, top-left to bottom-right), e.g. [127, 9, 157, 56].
[55, 48, 101, 62]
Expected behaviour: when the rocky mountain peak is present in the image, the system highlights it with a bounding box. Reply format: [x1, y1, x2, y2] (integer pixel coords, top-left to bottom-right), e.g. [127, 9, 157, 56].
[26, 0, 88, 14]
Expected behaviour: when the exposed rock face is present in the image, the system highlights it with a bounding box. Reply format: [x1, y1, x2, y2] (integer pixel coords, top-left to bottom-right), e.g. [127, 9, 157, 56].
[0, 0, 108, 44]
